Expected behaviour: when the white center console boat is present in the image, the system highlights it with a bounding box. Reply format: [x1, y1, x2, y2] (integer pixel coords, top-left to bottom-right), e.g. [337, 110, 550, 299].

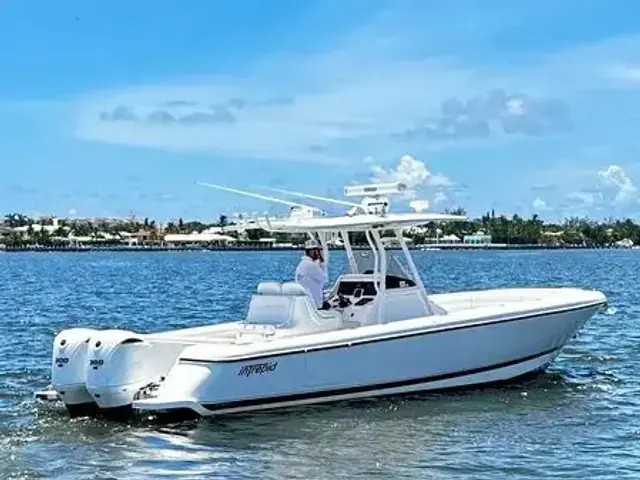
[35, 182, 607, 420]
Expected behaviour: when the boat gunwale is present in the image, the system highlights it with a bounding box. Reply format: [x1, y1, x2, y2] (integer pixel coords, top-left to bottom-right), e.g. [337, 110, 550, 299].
[179, 300, 606, 364]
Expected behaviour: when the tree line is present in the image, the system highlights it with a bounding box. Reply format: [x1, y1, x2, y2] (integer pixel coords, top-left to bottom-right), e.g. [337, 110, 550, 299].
[3, 210, 640, 247]
[426, 208, 639, 246]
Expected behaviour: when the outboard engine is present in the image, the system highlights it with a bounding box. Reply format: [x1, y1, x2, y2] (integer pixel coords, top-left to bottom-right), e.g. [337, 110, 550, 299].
[50, 327, 99, 417]
[85, 329, 186, 414]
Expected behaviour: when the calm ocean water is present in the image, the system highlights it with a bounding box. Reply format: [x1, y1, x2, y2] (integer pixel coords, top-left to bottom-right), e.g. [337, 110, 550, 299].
[0, 249, 638, 479]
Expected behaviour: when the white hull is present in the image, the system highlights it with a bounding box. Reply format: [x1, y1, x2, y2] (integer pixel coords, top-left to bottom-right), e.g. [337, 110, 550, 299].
[157, 348, 559, 416]
[39, 286, 605, 420]
[133, 298, 599, 416]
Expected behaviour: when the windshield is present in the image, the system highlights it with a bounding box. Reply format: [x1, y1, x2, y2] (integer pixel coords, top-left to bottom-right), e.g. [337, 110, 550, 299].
[352, 250, 413, 280]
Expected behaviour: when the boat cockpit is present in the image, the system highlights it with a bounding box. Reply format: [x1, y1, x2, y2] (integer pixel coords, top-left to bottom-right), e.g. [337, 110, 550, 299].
[327, 273, 416, 306]
[240, 230, 445, 337]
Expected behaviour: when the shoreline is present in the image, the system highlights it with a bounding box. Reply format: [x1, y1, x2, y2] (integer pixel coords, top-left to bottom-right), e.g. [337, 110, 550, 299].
[1, 243, 636, 253]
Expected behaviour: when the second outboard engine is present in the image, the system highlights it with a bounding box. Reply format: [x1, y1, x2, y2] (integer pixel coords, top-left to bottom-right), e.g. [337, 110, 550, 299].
[85, 329, 186, 415]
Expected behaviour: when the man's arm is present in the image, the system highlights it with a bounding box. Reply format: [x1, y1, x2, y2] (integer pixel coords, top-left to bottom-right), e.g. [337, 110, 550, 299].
[320, 261, 328, 283]
[318, 251, 328, 283]
[308, 260, 327, 285]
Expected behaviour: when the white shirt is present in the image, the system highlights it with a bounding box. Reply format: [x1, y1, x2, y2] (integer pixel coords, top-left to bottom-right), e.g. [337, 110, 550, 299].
[295, 255, 327, 308]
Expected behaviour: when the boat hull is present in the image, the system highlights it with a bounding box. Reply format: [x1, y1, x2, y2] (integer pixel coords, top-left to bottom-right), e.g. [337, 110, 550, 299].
[133, 302, 602, 417]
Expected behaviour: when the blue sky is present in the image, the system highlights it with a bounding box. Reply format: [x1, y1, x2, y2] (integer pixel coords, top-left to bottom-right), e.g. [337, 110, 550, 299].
[2, 0, 640, 222]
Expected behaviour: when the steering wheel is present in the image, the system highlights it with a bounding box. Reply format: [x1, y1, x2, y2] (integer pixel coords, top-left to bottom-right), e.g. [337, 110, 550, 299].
[328, 294, 352, 309]
[337, 294, 352, 308]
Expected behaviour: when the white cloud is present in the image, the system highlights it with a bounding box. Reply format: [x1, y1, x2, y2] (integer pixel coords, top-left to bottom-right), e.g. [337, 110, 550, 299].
[398, 89, 573, 142]
[74, 63, 577, 163]
[370, 154, 454, 203]
[371, 155, 430, 190]
[70, 10, 640, 164]
[532, 197, 547, 210]
[506, 98, 526, 115]
[597, 164, 638, 204]
[73, 46, 480, 164]
[533, 163, 640, 218]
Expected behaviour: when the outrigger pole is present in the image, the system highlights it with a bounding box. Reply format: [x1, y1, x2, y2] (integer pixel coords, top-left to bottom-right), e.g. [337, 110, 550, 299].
[261, 186, 365, 213]
[196, 181, 324, 213]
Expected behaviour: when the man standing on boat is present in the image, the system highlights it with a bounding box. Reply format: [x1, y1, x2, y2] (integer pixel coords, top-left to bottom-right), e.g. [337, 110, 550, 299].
[295, 239, 329, 309]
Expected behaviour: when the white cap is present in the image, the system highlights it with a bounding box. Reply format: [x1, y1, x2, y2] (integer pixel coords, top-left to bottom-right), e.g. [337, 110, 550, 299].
[304, 239, 321, 249]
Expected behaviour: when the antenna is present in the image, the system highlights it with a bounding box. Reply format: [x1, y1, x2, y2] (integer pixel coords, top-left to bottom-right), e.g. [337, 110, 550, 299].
[196, 181, 323, 213]
[344, 182, 407, 198]
[337, 182, 407, 216]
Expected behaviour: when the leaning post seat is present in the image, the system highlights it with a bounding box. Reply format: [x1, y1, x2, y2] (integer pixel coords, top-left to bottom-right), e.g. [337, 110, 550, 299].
[256, 282, 283, 295]
[245, 282, 291, 328]
[245, 282, 311, 328]
[254, 281, 309, 297]
[280, 282, 309, 296]
[244, 282, 341, 333]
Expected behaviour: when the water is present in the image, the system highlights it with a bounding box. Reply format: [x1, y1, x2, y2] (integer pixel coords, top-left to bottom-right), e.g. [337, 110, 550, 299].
[0, 249, 638, 479]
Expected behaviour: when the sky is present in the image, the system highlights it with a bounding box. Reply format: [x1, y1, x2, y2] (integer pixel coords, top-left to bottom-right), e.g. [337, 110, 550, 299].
[2, 0, 640, 222]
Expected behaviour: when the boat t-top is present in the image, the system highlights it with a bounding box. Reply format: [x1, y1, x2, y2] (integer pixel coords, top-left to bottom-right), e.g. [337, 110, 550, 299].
[36, 181, 607, 420]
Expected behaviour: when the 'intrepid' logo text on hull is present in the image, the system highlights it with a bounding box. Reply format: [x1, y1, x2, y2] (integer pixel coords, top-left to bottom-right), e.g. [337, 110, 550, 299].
[238, 361, 278, 377]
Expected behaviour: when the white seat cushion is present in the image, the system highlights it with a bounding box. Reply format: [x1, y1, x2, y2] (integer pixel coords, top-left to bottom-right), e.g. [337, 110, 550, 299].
[245, 295, 293, 327]
[281, 282, 308, 296]
[257, 282, 282, 295]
